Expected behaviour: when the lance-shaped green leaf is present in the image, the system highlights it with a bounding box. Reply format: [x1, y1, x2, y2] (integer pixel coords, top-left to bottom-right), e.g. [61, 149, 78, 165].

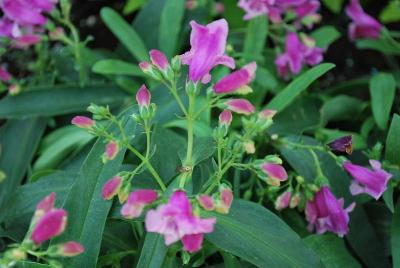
[385, 114, 400, 165]
[243, 16, 268, 61]
[203, 200, 322, 268]
[92, 59, 145, 77]
[0, 85, 127, 119]
[136, 233, 168, 268]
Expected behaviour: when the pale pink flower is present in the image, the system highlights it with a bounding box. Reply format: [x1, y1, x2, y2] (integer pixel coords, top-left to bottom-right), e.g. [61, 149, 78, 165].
[71, 116, 95, 129]
[346, 0, 382, 40]
[121, 189, 158, 219]
[225, 99, 255, 115]
[219, 110, 233, 126]
[58, 241, 85, 257]
[215, 187, 233, 214]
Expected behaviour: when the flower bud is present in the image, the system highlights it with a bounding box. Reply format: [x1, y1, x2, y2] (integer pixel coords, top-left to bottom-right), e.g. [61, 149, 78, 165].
[57, 241, 85, 257]
[0, 66, 11, 82]
[244, 140, 255, 154]
[275, 191, 291, 210]
[121, 189, 158, 219]
[136, 84, 151, 109]
[101, 176, 122, 200]
[87, 104, 110, 120]
[261, 163, 288, 186]
[139, 62, 163, 81]
[290, 193, 301, 208]
[215, 186, 233, 214]
[6, 248, 26, 261]
[103, 141, 119, 162]
[327, 135, 353, 155]
[197, 195, 215, 211]
[34, 192, 56, 219]
[118, 183, 131, 203]
[149, 50, 169, 71]
[259, 109, 277, 120]
[71, 116, 95, 129]
[8, 84, 21, 95]
[49, 27, 66, 41]
[31, 209, 67, 245]
[171, 55, 181, 73]
[225, 99, 255, 115]
[219, 110, 232, 127]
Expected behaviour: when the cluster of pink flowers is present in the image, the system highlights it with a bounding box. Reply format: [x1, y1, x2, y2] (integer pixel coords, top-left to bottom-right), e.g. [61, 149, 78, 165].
[0, 0, 58, 48]
[30, 193, 84, 256]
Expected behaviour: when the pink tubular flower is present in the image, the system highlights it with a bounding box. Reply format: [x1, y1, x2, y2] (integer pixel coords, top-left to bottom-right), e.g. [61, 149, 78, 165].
[197, 195, 215, 211]
[261, 163, 288, 185]
[345, 0, 382, 41]
[121, 189, 158, 219]
[305, 186, 354, 237]
[213, 62, 257, 94]
[275, 190, 291, 210]
[145, 190, 216, 252]
[219, 110, 233, 126]
[149, 50, 169, 71]
[105, 141, 119, 161]
[136, 84, 151, 108]
[181, 19, 235, 84]
[0, 66, 11, 82]
[343, 160, 392, 200]
[215, 187, 233, 214]
[71, 116, 95, 129]
[58, 241, 85, 257]
[31, 209, 67, 245]
[102, 176, 122, 200]
[225, 99, 255, 115]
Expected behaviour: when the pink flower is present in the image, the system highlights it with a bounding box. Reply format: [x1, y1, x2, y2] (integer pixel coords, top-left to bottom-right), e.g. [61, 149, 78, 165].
[225, 99, 255, 115]
[121, 189, 158, 219]
[219, 110, 232, 126]
[346, 0, 382, 41]
[343, 160, 392, 200]
[327, 135, 353, 154]
[58, 241, 85, 257]
[31, 209, 67, 245]
[136, 84, 151, 108]
[213, 62, 257, 94]
[104, 141, 119, 161]
[181, 19, 235, 84]
[0, 19, 14, 38]
[238, 0, 270, 20]
[139, 61, 152, 73]
[149, 50, 169, 71]
[0, 66, 11, 82]
[1, 0, 47, 25]
[197, 195, 215, 211]
[101, 176, 122, 200]
[275, 191, 291, 210]
[145, 191, 216, 252]
[35, 192, 56, 217]
[215, 187, 233, 214]
[13, 34, 41, 48]
[305, 186, 355, 237]
[71, 116, 95, 129]
[261, 163, 288, 185]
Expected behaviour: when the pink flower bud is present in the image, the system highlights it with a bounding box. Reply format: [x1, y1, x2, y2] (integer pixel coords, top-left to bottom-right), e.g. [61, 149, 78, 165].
[216, 187, 233, 214]
[31, 209, 67, 245]
[58, 241, 85, 257]
[35, 192, 56, 217]
[259, 109, 277, 119]
[197, 195, 215, 211]
[121, 189, 158, 219]
[139, 61, 152, 73]
[275, 191, 291, 210]
[49, 27, 65, 41]
[215, 2, 225, 14]
[290, 193, 301, 208]
[261, 163, 288, 186]
[71, 116, 95, 129]
[102, 176, 122, 200]
[105, 141, 119, 161]
[136, 85, 151, 108]
[13, 35, 41, 49]
[219, 110, 232, 126]
[8, 84, 21, 95]
[0, 66, 11, 82]
[225, 99, 255, 115]
[149, 49, 169, 71]
[214, 62, 257, 94]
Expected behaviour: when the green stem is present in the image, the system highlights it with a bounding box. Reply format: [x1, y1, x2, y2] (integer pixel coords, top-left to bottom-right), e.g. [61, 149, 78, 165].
[164, 81, 188, 116]
[185, 93, 195, 166]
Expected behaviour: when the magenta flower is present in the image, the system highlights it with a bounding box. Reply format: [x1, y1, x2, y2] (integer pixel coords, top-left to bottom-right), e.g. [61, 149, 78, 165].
[261, 163, 288, 185]
[238, 0, 270, 20]
[327, 135, 353, 155]
[149, 49, 169, 71]
[13, 34, 41, 48]
[1, 0, 47, 25]
[197, 195, 215, 211]
[275, 190, 291, 211]
[104, 141, 119, 161]
[121, 189, 158, 219]
[71, 116, 95, 129]
[0, 66, 11, 82]
[181, 19, 235, 84]
[213, 62, 257, 94]
[305, 186, 354, 237]
[346, 0, 382, 40]
[101, 176, 122, 200]
[343, 160, 392, 200]
[215, 187, 233, 214]
[31, 209, 67, 245]
[58, 241, 85, 257]
[136, 84, 151, 108]
[219, 110, 233, 127]
[0, 19, 13, 38]
[225, 99, 255, 115]
[145, 191, 216, 252]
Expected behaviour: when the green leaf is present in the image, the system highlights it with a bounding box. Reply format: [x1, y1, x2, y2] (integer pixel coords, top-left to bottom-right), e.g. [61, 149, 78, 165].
[203, 200, 322, 268]
[164, 119, 213, 137]
[123, 0, 147, 14]
[50, 107, 137, 267]
[383, 186, 394, 213]
[101, 7, 148, 61]
[321, 0, 344, 13]
[179, 137, 216, 166]
[0, 119, 46, 207]
[137, 233, 168, 268]
[321, 95, 366, 124]
[311, 26, 341, 49]
[392, 199, 400, 268]
[266, 63, 335, 112]
[370, 73, 396, 130]
[0, 85, 127, 119]
[385, 114, 400, 165]
[92, 59, 145, 77]
[380, 1, 400, 23]
[159, 0, 185, 57]
[16, 262, 52, 268]
[243, 16, 268, 61]
[356, 38, 400, 55]
[304, 234, 360, 268]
